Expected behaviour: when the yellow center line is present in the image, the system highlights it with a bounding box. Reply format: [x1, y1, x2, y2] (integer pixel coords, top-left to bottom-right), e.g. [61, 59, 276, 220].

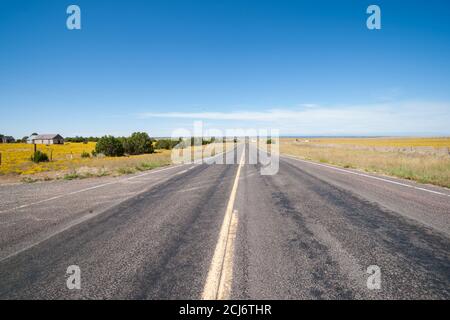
[202, 148, 245, 300]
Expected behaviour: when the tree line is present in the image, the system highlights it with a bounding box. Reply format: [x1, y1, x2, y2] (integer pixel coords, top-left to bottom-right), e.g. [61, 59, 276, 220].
[95, 134, 216, 156]
[65, 136, 100, 143]
[3, 132, 217, 163]
[95, 132, 154, 156]
[154, 137, 216, 150]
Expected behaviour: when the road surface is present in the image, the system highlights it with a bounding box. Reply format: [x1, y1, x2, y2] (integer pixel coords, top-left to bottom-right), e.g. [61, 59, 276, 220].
[0, 143, 449, 299]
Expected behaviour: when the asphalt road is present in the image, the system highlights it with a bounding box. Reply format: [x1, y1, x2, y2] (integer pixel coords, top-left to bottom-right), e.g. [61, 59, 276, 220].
[0, 143, 449, 299]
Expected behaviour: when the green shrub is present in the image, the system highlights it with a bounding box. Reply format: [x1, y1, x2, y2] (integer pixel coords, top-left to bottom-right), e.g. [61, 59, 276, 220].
[22, 177, 38, 183]
[155, 138, 181, 150]
[95, 136, 124, 157]
[123, 132, 154, 155]
[201, 137, 215, 145]
[138, 162, 158, 170]
[96, 170, 109, 177]
[117, 167, 136, 175]
[63, 172, 80, 180]
[81, 151, 90, 158]
[65, 136, 100, 143]
[30, 151, 49, 163]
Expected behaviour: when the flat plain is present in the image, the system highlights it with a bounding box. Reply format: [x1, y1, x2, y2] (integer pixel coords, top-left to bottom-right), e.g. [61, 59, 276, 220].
[279, 137, 450, 188]
[0, 142, 232, 183]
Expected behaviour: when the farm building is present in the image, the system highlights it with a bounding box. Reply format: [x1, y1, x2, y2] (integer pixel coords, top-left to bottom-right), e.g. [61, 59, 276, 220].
[29, 134, 65, 145]
[1, 136, 15, 143]
[26, 134, 38, 144]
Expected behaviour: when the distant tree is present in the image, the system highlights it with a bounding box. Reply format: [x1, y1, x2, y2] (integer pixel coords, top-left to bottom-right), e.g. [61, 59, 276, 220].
[65, 136, 100, 143]
[123, 132, 154, 155]
[72, 136, 85, 143]
[201, 137, 215, 145]
[188, 137, 211, 146]
[31, 151, 49, 163]
[95, 136, 124, 157]
[155, 138, 181, 150]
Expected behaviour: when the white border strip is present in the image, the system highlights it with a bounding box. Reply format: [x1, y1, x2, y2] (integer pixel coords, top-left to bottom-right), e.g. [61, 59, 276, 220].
[282, 154, 450, 197]
[0, 164, 186, 214]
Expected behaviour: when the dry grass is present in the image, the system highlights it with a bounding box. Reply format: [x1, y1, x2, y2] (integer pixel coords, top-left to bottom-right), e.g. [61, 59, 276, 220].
[0, 142, 97, 175]
[279, 138, 450, 188]
[290, 137, 450, 148]
[0, 142, 231, 183]
[0, 142, 172, 182]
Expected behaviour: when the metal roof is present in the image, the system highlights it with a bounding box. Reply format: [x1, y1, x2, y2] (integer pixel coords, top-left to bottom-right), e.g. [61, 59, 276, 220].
[32, 134, 63, 140]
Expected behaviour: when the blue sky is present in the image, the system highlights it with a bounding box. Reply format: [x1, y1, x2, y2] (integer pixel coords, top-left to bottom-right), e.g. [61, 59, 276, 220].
[1, 0, 450, 137]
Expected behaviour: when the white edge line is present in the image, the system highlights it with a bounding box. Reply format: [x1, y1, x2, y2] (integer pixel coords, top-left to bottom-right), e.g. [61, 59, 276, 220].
[0, 164, 186, 214]
[0, 164, 194, 262]
[0, 146, 236, 214]
[282, 154, 450, 197]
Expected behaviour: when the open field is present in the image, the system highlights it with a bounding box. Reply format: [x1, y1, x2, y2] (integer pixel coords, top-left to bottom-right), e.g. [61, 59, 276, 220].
[0, 142, 233, 183]
[279, 137, 450, 188]
[3, 139, 450, 187]
[0, 142, 173, 183]
[291, 137, 450, 148]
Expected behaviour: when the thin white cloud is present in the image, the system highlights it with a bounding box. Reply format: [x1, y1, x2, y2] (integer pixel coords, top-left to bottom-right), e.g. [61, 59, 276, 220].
[136, 101, 450, 135]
